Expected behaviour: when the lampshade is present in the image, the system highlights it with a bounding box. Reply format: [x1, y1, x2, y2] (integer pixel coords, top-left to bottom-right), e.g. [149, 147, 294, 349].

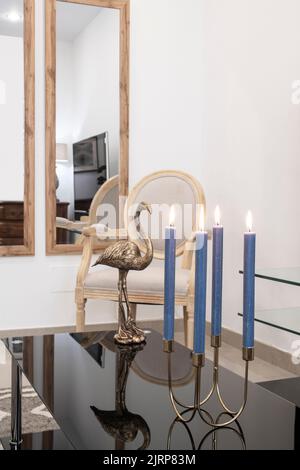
[56, 143, 68, 162]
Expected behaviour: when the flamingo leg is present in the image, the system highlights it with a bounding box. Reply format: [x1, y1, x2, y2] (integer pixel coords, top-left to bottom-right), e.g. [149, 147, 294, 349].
[122, 273, 145, 342]
[121, 271, 131, 319]
[115, 270, 132, 344]
[118, 274, 126, 325]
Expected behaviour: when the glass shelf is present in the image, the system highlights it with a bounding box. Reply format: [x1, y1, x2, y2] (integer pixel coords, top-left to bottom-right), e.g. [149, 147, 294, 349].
[238, 307, 300, 336]
[239, 267, 300, 286]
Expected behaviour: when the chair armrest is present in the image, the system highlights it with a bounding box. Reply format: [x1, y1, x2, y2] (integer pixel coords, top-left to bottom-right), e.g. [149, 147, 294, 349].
[56, 217, 89, 234]
[82, 223, 128, 240]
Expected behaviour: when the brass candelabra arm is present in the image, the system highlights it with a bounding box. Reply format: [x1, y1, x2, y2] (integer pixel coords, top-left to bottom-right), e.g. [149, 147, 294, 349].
[197, 359, 249, 428]
[165, 340, 217, 414]
[167, 351, 198, 423]
[213, 345, 249, 416]
[165, 340, 218, 423]
[164, 338, 253, 428]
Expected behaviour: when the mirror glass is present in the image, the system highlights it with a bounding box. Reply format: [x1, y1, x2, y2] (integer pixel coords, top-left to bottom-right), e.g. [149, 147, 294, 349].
[0, 0, 24, 247]
[56, 1, 120, 245]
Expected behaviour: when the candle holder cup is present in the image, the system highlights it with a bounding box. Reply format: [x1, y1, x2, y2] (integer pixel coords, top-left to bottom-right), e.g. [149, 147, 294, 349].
[163, 336, 254, 428]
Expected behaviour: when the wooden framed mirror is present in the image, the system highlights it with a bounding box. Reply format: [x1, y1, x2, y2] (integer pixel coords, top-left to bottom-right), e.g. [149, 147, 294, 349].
[0, 0, 35, 256]
[45, 0, 129, 255]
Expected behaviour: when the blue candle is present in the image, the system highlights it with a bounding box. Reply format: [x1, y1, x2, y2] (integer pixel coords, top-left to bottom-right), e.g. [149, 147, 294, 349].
[164, 209, 176, 341]
[194, 207, 208, 355]
[211, 206, 224, 338]
[243, 212, 256, 349]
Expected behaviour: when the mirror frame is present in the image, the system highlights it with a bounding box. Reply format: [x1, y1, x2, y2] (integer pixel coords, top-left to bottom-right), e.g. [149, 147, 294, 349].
[45, 0, 130, 255]
[0, 0, 35, 257]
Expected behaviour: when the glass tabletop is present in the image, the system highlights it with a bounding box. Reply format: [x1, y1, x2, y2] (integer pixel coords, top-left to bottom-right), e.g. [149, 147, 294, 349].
[239, 308, 300, 336]
[239, 267, 300, 286]
[0, 430, 74, 451]
[2, 330, 299, 450]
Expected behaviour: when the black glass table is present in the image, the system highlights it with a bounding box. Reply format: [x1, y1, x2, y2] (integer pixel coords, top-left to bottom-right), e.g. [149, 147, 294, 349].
[1, 330, 299, 450]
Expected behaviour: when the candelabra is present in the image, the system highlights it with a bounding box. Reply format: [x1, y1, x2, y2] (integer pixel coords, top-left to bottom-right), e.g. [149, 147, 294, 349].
[164, 335, 254, 428]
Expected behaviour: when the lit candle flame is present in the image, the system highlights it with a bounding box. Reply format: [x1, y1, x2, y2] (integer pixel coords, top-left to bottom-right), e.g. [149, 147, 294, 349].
[215, 205, 221, 226]
[246, 211, 253, 232]
[169, 205, 176, 227]
[199, 205, 206, 232]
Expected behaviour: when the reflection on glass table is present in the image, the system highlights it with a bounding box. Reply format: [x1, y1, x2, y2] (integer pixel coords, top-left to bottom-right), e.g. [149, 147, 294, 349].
[0, 431, 73, 451]
[0, 336, 74, 450]
[78, 333, 150, 450]
[168, 415, 246, 451]
[2, 330, 300, 450]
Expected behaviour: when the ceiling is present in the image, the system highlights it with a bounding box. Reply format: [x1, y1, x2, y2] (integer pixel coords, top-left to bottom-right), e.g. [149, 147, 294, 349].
[57, 2, 103, 42]
[0, 0, 23, 38]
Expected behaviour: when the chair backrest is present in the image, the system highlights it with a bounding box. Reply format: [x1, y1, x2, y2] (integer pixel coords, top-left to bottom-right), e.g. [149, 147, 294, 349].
[89, 175, 120, 229]
[125, 170, 206, 260]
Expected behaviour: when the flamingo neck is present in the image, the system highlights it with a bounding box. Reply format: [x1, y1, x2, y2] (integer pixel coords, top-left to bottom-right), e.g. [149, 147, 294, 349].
[134, 209, 153, 263]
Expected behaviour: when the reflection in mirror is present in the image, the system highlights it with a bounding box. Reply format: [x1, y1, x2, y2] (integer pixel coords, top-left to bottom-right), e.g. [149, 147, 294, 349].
[0, 0, 24, 247]
[55, 1, 120, 245]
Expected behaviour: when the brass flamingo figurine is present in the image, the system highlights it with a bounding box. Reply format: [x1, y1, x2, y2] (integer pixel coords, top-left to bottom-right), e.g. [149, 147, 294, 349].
[93, 202, 153, 345]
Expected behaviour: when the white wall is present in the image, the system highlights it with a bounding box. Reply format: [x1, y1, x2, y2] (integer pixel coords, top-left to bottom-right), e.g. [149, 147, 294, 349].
[129, 0, 300, 353]
[0, 35, 24, 200]
[0, 0, 299, 357]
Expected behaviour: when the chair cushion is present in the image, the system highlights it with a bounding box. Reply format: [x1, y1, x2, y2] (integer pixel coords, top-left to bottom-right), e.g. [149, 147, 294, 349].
[84, 264, 190, 297]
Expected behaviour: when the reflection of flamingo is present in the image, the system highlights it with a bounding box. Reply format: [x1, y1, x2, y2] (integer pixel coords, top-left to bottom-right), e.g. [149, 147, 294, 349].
[91, 343, 151, 450]
[93, 202, 153, 344]
[91, 406, 151, 450]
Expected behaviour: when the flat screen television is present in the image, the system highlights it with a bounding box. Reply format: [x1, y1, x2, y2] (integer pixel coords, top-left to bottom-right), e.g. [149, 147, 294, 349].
[73, 132, 109, 219]
[73, 132, 109, 176]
